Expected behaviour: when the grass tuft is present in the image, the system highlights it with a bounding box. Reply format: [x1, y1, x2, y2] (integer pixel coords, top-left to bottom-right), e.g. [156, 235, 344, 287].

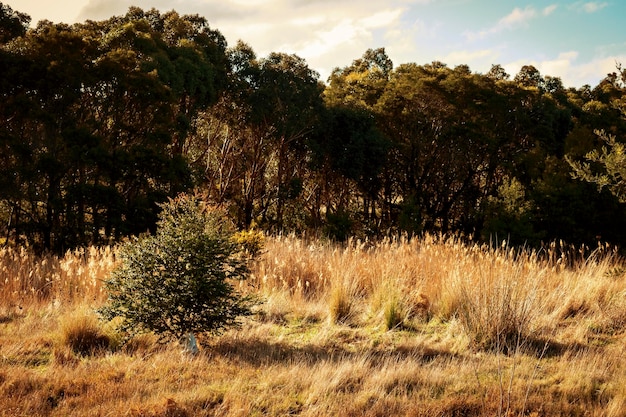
[58, 309, 111, 356]
[383, 296, 405, 330]
[329, 282, 356, 324]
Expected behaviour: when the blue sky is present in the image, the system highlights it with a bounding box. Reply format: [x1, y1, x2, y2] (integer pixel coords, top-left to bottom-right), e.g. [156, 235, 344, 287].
[8, 0, 626, 88]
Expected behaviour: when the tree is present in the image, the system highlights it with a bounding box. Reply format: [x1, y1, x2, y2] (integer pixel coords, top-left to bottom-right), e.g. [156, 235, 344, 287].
[189, 42, 323, 230]
[567, 130, 626, 202]
[0, 7, 229, 252]
[486, 64, 509, 81]
[325, 47, 392, 109]
[0, 2, 30, 44]
[321, 49, 393, 231]
[481, 176, 542, 245]
[99, 194, 254, 344]
[376, 63, 507, 233]
[514, 65, 543, 89]
[309, 105, 390, 232]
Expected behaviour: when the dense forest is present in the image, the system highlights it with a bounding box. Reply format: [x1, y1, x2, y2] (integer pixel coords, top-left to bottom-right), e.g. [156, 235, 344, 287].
[2, 3, 626, 253]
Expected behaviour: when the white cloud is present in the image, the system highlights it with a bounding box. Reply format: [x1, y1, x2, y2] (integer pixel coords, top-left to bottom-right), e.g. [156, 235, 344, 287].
[290, 15, 326, 27]
[230, 0, 271, 5]
[360, 9, 405, 29]
[289, 19, 370, 58]
[12, 0, 88, 24]
[502, 51, 625, 87]
[543, 5, 558, 16]
[465, 5, 557, 41]
[570, 2, 609, 13]
[499, 6, 537, 27]
[572, 55, 626, 85]
[189, 1, 408, 81]
[537, 51, 580, 78]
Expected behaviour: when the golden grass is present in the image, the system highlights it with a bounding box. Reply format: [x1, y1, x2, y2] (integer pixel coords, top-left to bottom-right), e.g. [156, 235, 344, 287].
[0, 245, 112, 308]
[2, 235, 626, 416]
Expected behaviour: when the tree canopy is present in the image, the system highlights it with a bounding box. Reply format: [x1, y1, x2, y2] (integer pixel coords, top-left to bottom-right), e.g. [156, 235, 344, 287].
[2, 6, 626, 251]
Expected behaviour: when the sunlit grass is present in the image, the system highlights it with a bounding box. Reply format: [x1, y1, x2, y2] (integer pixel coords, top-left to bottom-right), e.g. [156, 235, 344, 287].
[1, 235, 626, 416]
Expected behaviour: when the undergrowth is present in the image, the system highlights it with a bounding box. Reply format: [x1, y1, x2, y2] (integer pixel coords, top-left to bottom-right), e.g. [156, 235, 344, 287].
[1, 234, 626, 416]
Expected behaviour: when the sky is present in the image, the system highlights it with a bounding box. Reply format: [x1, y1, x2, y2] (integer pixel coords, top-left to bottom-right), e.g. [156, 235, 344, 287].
[7, 0, 626, 88]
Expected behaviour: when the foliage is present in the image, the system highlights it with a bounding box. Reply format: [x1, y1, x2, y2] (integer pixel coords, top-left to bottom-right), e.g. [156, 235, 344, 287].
[188, 41, 323, 230]
[0, 7, 227, 252]
[1, 4, 626, 251]
[481, 177, 542, 246]
[324, 211, 354, 242]
[99, 194, 254, 342]
[567, 129, 626, 202]
[231, 228, 266, 258]
[0, 2, 30, 43]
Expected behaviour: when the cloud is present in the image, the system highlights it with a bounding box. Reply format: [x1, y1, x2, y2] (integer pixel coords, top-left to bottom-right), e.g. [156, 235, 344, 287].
[570, 2, 609, 13]
[465, 5, 557, 41]
[536, 51, 581, 78]
[77, 0, 258, 23]
[77, 0, 150, 21]
[572, 55, 626, 84]
[499, 6, 537, 28]
[502, 50, 625, 88]
[361, 8, 404, 29]
[273, 7, 407, 80]
[543, 5, 558, 16]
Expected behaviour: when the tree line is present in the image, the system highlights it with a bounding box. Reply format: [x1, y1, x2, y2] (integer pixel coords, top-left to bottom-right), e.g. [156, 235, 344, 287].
[1, 3, 626, 253]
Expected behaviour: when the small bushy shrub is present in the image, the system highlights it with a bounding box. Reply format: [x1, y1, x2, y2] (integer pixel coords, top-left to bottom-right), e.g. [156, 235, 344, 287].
[99, 194, 254, 343]
[231, 229, 265, 258]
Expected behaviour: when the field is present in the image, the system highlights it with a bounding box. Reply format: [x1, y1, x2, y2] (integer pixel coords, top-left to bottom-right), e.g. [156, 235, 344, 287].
[1, 235, 626, 416]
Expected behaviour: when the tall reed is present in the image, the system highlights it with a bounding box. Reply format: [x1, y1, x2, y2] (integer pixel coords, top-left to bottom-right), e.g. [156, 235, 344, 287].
[0, 246, 114, 308]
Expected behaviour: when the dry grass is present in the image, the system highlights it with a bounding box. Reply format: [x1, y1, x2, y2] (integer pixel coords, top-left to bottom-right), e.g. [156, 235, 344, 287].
[2, 235, 626, 416]
[0, 245, 112, 308]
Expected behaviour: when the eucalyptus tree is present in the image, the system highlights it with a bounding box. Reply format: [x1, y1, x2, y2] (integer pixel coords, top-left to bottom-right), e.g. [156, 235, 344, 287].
[0, 20, 103, 250]
[320, 48, 393, 232]
[375, 63, 500, 232]
[567, 67, 626, 203]
[0, 2, 29, 44]
[190, 41, 323, 230]
[308, 105, 389, 235]
[0, 7, 229, 251]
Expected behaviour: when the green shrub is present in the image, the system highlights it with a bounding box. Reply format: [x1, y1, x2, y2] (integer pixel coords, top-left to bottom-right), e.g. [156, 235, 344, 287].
[99, 194, 254, 343]
[231, 229, 265, 258]
[324, 211, 353, 242]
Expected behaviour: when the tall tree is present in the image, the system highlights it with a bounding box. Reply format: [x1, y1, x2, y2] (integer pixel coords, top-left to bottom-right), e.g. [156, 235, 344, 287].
[0, 2, 30, 44]
[0, 7, 229, 252]
[190, 42, 323, 230]
[321, 48, 393, 231]
[308, 106, 389, 232]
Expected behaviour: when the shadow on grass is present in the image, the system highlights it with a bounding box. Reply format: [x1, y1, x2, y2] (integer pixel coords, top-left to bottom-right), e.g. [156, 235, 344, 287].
[522, 336, 600, 358]
[203, 334, 607, 368]
[202, 333, 457, 366]
[0, 310, 25, 324]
